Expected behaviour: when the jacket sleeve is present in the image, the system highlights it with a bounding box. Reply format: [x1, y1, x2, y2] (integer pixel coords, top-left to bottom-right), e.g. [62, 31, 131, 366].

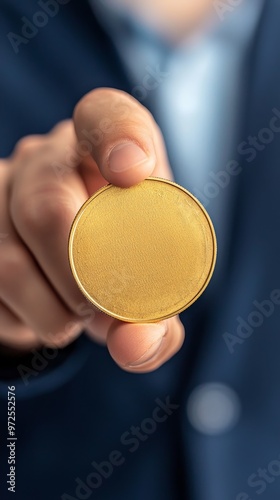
[0, 333, 92, 401]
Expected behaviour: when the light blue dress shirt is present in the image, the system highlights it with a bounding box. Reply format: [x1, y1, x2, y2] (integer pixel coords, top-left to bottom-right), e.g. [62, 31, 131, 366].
[90, 0, 264, 278]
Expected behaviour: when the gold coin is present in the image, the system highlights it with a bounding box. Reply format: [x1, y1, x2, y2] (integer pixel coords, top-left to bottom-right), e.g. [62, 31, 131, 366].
[69, 177, 217, 322]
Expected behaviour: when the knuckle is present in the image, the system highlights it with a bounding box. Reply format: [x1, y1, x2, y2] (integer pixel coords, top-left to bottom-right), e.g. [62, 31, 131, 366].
[0, 243, 28, 288]
[14, 190, 75, 236]
[13, 135, 44, 158]
[50, 119, 73, 137]
[73, 92, 93, 122]
[0, 159, 9, 169]
[0, 162, 10, 184]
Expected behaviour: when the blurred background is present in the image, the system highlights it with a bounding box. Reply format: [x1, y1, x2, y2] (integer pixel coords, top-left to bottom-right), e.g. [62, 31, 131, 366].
[1, 1, 280, 499]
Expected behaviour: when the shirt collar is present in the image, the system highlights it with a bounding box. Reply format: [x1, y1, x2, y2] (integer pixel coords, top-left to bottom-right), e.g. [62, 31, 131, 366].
[90, 0, 265, 52]
[89, 0, 264, 90]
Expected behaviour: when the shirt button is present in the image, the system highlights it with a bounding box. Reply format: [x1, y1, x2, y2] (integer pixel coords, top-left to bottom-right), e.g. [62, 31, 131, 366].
[186, 383, 241, 435]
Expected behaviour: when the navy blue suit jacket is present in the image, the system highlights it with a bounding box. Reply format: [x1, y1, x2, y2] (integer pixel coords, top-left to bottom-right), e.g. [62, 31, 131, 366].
[1, 1, 280, 499]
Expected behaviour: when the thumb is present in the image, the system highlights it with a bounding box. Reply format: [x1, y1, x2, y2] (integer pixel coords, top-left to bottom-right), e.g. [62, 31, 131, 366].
[73, 87, 173, 188]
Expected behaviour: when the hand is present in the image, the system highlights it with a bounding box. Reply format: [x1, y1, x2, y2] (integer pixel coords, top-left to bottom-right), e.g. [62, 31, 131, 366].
[0, 88, 185, 372]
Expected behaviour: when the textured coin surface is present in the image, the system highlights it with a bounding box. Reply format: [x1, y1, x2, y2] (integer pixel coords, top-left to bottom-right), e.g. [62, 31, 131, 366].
[69, 177, 217, 322]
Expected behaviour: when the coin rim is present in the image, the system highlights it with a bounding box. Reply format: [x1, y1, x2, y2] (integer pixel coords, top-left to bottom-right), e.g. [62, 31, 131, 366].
[68, 177, 217, 323]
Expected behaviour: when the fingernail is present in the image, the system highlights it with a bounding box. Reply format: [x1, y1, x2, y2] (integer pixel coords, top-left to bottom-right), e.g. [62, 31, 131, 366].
[126, 323, 167, 368]
[108, 142, 149, 172]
